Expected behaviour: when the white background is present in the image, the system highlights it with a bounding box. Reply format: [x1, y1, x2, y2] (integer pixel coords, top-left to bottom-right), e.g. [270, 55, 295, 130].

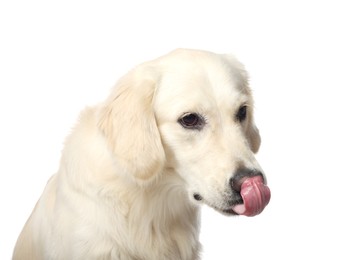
[1, 1, 347, 259]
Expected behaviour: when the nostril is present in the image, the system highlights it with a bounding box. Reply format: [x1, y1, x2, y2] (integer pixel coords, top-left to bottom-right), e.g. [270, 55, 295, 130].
[230, 168, 264, 192]
[230, 177, 246, 192]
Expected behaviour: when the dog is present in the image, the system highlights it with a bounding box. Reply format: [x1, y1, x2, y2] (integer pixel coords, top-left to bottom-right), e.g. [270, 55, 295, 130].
[13, 49, 270, 260]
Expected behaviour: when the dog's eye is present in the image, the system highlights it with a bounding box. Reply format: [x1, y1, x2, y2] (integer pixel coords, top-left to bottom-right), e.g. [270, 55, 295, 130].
[178, 113, 205, 130]
[236, 105, 247, 122]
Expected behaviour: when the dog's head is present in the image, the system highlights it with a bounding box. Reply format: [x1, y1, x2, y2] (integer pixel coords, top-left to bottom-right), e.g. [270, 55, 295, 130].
[98, 49, 270, 216]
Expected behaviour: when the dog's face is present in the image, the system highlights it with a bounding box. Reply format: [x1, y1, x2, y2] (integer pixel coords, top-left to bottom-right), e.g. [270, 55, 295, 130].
[98, 49, 269, 216]
[154, 50, 265, 215]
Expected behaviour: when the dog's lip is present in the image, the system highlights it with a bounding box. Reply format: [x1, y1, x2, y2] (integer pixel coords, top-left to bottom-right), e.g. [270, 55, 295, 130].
[221, 207, 239, 215]
[213, 201, 244, 216]
[202, 195, 244, 216]
[221, 201, 245, 215]
[198, 193, 244, 216]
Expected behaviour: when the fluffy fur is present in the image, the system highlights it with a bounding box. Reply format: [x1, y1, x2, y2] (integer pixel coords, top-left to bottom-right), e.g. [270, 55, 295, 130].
[13, 49, 263, 260]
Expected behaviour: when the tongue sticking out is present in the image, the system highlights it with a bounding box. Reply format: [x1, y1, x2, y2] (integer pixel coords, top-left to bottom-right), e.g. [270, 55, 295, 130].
[232, 176, 271, 217]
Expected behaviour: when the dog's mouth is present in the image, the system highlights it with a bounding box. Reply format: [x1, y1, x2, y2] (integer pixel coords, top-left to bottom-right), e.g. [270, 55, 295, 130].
[210, 176, 271, 217]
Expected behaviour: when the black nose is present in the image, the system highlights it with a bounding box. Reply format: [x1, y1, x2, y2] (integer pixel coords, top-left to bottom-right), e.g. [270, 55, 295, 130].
[230, 168, 264, 192]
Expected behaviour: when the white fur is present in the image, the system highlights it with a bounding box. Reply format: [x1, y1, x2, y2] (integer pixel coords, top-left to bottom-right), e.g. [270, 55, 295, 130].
[13, 49, 262, 260]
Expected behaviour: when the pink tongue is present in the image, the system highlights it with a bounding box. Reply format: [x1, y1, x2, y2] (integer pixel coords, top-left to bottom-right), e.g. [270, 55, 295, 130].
[232, 176, 271, 217]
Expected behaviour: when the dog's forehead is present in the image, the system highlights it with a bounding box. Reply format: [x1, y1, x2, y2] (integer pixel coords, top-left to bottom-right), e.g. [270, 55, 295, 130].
[154, 50, 250, 113]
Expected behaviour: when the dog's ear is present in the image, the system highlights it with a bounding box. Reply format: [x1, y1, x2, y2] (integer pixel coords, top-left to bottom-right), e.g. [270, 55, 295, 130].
[246, 116, 261, 153]
[98, 66, 165, 183]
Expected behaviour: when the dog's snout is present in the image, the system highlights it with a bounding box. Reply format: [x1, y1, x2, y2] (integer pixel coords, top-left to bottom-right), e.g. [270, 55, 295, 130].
[230, 168, 264, 192]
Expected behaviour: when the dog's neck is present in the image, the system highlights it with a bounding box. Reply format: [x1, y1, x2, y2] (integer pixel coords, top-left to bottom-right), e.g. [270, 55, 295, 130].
[110, 169, 202, 259]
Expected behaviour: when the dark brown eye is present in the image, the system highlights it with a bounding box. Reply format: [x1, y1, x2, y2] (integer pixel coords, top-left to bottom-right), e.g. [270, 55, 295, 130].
[178, 113, 205, 130]
[236, 105, 247, 122]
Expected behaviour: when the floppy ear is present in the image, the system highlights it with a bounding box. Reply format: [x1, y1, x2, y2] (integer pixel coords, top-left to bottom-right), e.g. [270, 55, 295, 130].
[244, 103, 261, 154]
[246, 121, 261, 153]
[98, 66, 165, 183]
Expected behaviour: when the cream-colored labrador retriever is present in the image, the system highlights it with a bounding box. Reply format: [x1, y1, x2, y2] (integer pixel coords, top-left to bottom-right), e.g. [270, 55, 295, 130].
[13, 49, 270, 260]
